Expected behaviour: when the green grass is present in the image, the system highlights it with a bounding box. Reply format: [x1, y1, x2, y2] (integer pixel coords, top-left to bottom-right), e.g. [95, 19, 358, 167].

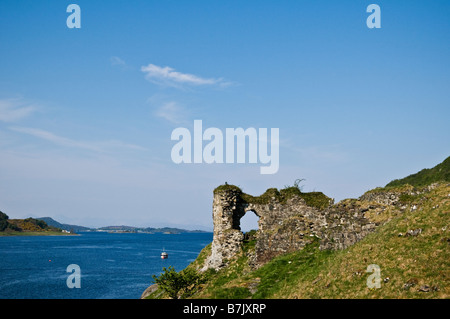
[241, 188, 283, 205]
[398, 193, 426, 205]
[250, 238, 333, 298]
[213, 184, 243, 194]
[386, 156, 450, 188]
[214, 183, 332, 209]
[279, 192, 449, 299]
[297, 191, 333, 210]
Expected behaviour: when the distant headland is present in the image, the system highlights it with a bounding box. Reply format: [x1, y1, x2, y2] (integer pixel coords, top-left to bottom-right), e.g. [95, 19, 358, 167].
[0, 214, 208, 236]
[0, 213, 74, 236]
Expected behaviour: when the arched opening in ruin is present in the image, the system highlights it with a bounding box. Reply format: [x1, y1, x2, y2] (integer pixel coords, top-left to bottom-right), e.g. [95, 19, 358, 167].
[239, 210, 260, 233]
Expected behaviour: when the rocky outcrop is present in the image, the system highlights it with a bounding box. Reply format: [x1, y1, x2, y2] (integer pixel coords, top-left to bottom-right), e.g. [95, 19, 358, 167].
[359, 191, 401, 206]
[141, 284, 158, 299]
[203, 185, 380, 270]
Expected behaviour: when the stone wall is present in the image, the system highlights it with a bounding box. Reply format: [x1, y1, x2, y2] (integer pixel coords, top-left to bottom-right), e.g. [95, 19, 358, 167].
[203, 185, 380, 270]
[204, 188, 246, 270]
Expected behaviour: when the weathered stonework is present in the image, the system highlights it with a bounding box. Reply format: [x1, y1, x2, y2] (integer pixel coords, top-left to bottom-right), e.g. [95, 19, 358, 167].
[203, 185, 381, 270]
[203, 188, 247, 270]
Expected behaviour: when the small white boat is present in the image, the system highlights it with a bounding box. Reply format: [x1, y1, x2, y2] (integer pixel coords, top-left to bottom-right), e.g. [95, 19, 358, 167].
[161, 249, 168, 259]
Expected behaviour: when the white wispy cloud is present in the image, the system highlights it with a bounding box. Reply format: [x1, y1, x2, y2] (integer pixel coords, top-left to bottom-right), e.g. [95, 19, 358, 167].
[154, 101, 189, 124]
[9, 126, 147, 152]
[0, 98, 37, 122]
[141, 63, 230, 88]
[99, 140, 147, 151]
[110, 56, 126, 66]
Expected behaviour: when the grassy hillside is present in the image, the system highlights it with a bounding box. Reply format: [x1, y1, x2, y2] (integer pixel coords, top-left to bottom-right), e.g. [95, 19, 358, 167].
[145, 157, 450, 299]
[256, 183, 449, 299]
[0, 212, 69, 236]
[146, 182, 449, 299]
[386, 156, 450, 188]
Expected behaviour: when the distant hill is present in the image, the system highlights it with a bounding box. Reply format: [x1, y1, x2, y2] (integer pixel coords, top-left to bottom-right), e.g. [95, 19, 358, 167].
[0, 211, 19, 232]
[2, 213, 208, 235]
[386, 156, 450, 188]
[1, 213, 68, 236]
[97, 225, 207, 234]
[37, 217, 93, 233]
[34, 218, 208, 234]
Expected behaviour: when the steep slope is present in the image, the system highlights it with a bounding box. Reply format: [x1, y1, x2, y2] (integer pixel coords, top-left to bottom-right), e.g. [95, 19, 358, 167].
[386, 156, 450, 188]
[177, 183, 448, 299]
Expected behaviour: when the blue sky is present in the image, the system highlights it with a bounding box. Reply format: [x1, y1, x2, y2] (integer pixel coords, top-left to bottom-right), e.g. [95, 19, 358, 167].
[0, 1, 449, 230]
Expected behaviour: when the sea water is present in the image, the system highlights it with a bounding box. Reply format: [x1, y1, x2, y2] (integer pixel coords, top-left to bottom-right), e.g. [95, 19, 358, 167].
[0, 232, 212, 299]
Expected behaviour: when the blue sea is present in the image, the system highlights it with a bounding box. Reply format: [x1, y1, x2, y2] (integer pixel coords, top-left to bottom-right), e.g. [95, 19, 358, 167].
[0, 232, 212, 299]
